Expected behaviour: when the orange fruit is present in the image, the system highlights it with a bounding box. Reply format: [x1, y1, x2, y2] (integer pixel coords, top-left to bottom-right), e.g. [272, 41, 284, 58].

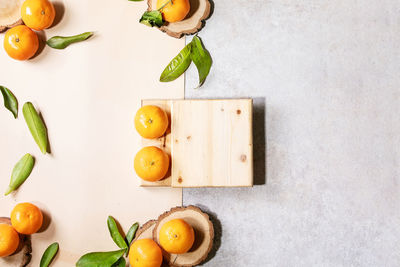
[21, 0, 56, 31]
[159, 219, 194, 254]
[156, 0, 190, 23]
[129, 238, 163, 267]
[11, 203, 43, 235]
[135, 105, 168, 139]
[134, 146, 169, 182]
[3, 25, 39, 60]
[0, 223, 19, 258]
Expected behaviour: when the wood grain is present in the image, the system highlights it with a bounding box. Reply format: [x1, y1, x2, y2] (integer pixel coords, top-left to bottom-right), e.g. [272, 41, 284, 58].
[171, 99, 253, 187]
[140, 99, 253, 187]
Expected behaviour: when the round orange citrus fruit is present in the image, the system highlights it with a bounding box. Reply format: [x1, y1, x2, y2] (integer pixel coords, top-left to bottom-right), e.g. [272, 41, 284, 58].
[135, 105, 168, 139]
[0, 223, 19, 258]
[21, 0, 56, 31]
[134, 146, 169, 182]
[129, 238, 163, 267]
[156, 0, 190, 23]
[11, 203, 43, 235]
[3, 25, 39, 60]
[159, 219, 194, 254]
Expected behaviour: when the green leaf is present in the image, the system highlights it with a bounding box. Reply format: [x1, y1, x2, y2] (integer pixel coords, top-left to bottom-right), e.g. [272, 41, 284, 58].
[124, 222, 138, 256]
[23, 102, 49, 154]
[40, 242, 59, 267]
[160, 43, 192, 82]
[190, 35, 212, 87]
[47, 32, 94, 50]
[76, 249, 126, 267]
[139, 11, 163, 27]
[5, 153, 35, 196]
[0, 86, 18, 118]
[125, 222, 139, 246]
[112, 257, 126, 267]
[107, 216, 128, 250]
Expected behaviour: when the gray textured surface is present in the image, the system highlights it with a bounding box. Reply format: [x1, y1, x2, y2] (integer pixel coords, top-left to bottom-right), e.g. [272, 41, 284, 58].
[183, 0, 400, 266]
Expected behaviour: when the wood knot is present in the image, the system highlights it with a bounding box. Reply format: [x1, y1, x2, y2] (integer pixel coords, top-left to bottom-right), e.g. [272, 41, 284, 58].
[186, 136, 191, 140]
[178, 177, 183, 183]
[240, 154, 247, 162]
[175, 139, 179, 143]
[236, 109, 241, 115]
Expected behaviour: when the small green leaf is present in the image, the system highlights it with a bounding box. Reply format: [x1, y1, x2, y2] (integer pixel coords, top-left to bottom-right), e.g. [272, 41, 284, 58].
[23, 102, 49, 154]
[76, 249, 126, 267]
[47, 32, 94, 50]
[40, 242, 59, 267]
[160, 43, 192, 82]
[125, 222, 138, 256]
[0, 86, 18, 118]
[125, 222, 139, 246]
[5, 153, 35, 196]
[107, 216, 128, 250]
[139, 11, 163, 27]
[112, 257, 126, 267]
[190, 35, 212, 87]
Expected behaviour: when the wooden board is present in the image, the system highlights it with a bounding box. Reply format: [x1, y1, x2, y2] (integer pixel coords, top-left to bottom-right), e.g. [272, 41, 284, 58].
[0, 0, 184, 266]
[140, 99, 253, 187]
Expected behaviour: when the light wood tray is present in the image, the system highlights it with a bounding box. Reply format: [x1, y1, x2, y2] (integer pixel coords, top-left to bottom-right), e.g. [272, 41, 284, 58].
[140, 99, 253, 187]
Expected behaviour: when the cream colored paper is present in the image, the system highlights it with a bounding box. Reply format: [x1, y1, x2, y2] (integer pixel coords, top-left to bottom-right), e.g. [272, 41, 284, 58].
[0, 0, 184, 265]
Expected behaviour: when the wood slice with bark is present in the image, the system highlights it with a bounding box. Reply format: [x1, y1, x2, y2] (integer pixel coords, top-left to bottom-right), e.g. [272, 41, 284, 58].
[0, 217, 32, 267]
[0, 0, 24, 33]
[133, 220, 158, 242]
[153, 206, 214, 267]
[147, 0, 211, 38]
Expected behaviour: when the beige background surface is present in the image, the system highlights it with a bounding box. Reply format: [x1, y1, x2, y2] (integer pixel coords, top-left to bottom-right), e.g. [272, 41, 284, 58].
[0, 0, 184, 265]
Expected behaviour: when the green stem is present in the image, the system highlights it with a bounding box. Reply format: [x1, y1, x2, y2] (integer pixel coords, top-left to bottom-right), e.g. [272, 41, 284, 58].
[157, 0, 173, 11]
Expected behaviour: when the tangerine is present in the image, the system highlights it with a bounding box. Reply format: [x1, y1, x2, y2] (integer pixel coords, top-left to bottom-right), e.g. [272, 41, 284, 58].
[21, 0, 56, 31]
[3, 25, 39, 60]
[156, 0, 190, 23]
[0, 223, 19, 258]
[134, 146, 169, 182]
[159, 219, 194, 254]
[135, 105, 169, 139]
[129, 238, 163, 267]
[10, 203, 43, 235]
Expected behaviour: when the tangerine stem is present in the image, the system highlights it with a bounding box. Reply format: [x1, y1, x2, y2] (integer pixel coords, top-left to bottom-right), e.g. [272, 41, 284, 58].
[157, 0, 173, 11]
